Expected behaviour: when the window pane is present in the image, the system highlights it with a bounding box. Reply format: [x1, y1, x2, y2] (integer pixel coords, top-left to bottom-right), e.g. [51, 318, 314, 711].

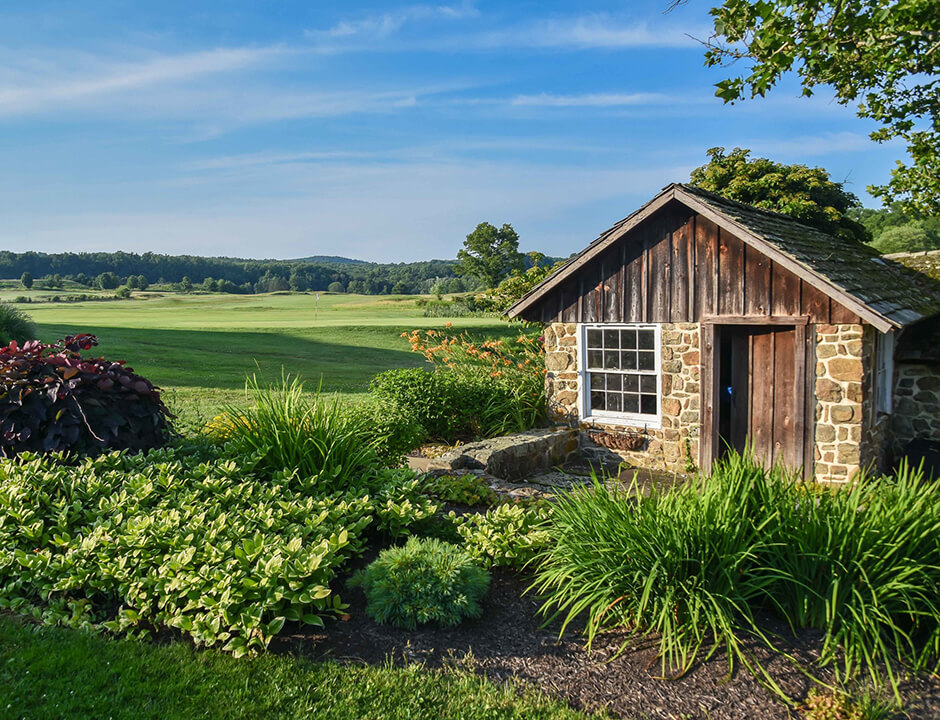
[623, 352, 637, 370]
[590, 391, 605, 411]
[623, 374, 639, 392]
[603, 329, 619, 348]
[623, 394, 639, 413]
[604, 351, 621, 370]
[641, 394, 657, 415]
[606, 373, 622, 392]
[587, 350, 603, 369]
[640, 375, 657, 393]
[621, 329, 637, 349]
[607, 393, 622, 412]
[638, 351, 655, 371]
[587, 329, 602, 349]
[638, 330, 654, 349]
[590, 373, 605, 390]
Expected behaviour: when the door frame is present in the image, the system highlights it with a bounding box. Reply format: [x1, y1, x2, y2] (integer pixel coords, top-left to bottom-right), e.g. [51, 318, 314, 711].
[700, 316, 812, 479]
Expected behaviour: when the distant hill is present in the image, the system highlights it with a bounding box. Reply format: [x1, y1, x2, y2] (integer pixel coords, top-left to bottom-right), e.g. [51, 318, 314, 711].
[289, 255, 369, 265]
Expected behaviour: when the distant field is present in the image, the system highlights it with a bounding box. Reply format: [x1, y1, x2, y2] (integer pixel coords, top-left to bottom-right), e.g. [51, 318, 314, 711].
[24, 291, 510, 422]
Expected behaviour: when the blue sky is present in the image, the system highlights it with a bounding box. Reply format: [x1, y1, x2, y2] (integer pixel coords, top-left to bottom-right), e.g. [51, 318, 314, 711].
[0, 1, 899, 262]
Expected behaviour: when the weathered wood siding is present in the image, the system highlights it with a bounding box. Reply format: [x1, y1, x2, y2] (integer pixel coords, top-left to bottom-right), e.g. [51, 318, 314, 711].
[531, 201, 861, 325]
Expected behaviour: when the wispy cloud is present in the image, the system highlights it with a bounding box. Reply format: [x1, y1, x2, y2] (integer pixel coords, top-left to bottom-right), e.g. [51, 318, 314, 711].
[469, 16, 707, 50]
[305, 2, 478, 41]
[0, 46, 282, 117]
[510, 92, 680, 107]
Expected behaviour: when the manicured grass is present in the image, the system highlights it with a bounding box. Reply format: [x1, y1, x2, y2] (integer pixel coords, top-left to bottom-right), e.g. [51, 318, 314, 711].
[0, 616, 590, 720]
[24, 292, 510, 418]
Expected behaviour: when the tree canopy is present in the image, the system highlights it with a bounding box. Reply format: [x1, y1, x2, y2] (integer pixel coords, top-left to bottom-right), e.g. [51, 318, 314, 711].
[691, 0, 939, 213]
[850, 203, 940, 253]
[689, 147, 871, 243]
[456, 222, 525, 288]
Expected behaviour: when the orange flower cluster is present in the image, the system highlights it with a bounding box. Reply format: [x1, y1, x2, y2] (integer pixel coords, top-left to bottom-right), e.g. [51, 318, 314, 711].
[400, 327, 544, 379]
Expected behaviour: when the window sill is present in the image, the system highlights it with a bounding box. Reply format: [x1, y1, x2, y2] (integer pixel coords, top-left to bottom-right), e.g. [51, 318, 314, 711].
[584, 413, 661, 431]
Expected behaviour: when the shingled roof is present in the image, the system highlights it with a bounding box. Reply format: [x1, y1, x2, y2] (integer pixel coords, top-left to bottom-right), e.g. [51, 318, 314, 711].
[508, 183, 940, 331]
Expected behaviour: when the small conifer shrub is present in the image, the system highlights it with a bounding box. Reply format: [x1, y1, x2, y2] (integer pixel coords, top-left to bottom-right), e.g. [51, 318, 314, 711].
[350, 537, 490, 629]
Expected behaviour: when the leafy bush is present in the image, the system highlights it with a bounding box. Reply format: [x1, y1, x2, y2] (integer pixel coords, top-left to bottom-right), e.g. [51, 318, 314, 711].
[532, 454, 940, 696]
[0, 446, 435, 655]
[346, 397, 426, 466]
[371, 328, 546, 442]
[452, 502, 552, 569]
[428, 474, 498, 506]
[350, 537, 490, 629]
[217, 374, 384, 492]
[0, 302, 36, 344]
[0, 334, 172, 457]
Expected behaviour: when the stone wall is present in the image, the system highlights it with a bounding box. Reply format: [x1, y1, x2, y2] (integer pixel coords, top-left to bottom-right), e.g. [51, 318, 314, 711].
[894, 363, 940, 450]
[543, 321, 701, 474]
[544, 323, 579, 423]
[813, 323, 868, 481]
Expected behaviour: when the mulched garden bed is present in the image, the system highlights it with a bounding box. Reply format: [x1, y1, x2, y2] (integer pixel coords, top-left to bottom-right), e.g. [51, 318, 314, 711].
[272, 569, 940, 720]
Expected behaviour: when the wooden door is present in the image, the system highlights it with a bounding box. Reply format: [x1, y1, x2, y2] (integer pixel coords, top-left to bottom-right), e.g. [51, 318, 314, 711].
[715, 324, 805, 469]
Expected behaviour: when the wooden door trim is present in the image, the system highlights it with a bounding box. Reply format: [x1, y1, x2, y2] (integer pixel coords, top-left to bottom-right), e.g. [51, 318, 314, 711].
[702, 315, 810, 326]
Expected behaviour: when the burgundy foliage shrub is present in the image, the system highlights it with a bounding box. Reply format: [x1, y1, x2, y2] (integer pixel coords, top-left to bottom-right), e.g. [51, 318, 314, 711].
[0, 334, 172, 457]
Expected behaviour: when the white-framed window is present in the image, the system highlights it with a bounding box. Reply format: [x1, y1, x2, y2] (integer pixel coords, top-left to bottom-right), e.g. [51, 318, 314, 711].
[579, 324, 661, 428]
[875, 330, 895, 415]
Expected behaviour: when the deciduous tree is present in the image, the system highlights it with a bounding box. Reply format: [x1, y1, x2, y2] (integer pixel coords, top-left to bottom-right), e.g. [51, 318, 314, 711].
[688, 0, 940, 212]
[689, 147, 871, 243]
[456, 222, 525, 289]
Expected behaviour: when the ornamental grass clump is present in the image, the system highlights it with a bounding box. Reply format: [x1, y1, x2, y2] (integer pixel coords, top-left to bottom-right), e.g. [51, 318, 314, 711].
[218, 374, 383, 492]
[532, 455, 775, 678]
[351, 537, 490, 630]
[532, 452, 940, 697]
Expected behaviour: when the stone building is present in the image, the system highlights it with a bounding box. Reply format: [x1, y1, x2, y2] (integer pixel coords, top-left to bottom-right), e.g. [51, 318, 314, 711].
[508, 184, 940, 482]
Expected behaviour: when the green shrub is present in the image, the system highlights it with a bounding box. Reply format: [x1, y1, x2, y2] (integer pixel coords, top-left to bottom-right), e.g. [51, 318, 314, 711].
[219, 374, 383, 492]
[346, 397, 426, 466]
[452, 502, 552, 569]
[428, 474, 498, 506]
[0, 334, 172, 457]
[0, 301, 36, 344]
[532, 454, 940, 696]
[350, 537, 490, 629]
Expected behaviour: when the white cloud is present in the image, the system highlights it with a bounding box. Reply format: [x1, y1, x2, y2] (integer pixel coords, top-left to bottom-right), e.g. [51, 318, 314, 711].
[470, 16, 707, 50]
[305, 2, 478, 41]
[0, 46, 282, 117]
[510, 92, 680, 107]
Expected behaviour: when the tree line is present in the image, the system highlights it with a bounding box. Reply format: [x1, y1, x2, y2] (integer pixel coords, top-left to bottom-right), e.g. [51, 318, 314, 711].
[5, 251, 479, 295]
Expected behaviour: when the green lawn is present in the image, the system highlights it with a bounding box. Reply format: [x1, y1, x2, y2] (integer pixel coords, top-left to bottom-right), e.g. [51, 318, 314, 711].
[0, 616, 590, 720]
[24, 291, 510, 421]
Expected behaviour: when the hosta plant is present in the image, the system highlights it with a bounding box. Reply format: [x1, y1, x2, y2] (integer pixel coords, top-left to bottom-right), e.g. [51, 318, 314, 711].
[0, 334, 172, 457]
[350, 537, 490, 630]
[451, 502, 552, 569]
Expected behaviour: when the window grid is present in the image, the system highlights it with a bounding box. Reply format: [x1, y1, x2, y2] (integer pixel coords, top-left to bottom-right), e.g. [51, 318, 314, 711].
[583, 325, 659, 422]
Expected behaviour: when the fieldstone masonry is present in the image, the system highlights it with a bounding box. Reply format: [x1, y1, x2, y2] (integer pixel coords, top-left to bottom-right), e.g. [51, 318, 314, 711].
[544, 322, 701, 473]
[545, 319, 936, 482]
[894, 363, 940, 449]
[812, 324, 867, 481]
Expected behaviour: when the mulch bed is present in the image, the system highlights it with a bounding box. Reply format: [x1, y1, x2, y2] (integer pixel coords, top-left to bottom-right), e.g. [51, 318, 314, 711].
[271, 569, 940, 720]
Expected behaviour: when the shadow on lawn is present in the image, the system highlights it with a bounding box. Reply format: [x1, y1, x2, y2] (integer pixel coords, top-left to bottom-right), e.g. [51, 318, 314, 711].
[33, 324, 428, 393]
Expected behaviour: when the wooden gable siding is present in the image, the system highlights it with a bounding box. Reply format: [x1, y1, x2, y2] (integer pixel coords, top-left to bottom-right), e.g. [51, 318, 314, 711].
[535, 201, 862, 325]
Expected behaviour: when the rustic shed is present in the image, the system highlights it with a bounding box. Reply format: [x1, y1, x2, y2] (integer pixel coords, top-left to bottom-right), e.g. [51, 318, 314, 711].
[509, 184, 940, 481]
